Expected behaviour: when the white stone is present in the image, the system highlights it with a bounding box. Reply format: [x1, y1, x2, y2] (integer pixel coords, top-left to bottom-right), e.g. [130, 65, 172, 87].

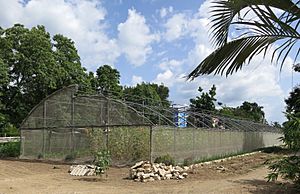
[153, 174, 161, 180]
[158, 168, 166, 177]
[152, 164, 158, 173]
[131, 161, 144, 169]
[182, 172, 188, 177]
[142, 173, 154, 179]
[183, 166, 189, 171]
[136, 172, 144, 177]
[178, 175, 184, 179]
[165, 174, 172, 179]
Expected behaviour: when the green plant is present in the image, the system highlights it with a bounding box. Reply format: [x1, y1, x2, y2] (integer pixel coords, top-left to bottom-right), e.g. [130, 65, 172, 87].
[65, 152, 77, 161]
[267, 155, 300, 185]
[94, 150, 111, 176]
[1, 123, 19, 137]
[0, 142, 20, 158]
[267, 114, 300, 186]
[188, 0, 300, 79]
[281, 114, 300, 150]
[154, 154, 175, 166]
[37, 153, 43, 159]
[183, 157, 194, 166]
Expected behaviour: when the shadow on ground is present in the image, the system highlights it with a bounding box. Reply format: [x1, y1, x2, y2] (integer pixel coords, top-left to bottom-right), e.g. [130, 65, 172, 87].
[232, 179, 299, 194]
[74, 177, 109, 182]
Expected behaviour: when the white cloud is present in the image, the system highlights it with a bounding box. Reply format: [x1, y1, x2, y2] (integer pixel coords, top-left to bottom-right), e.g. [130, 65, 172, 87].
[164, 13, 188, 42]
[159, 6, 173, 18]
[0, 0, 120, 71]
[153, 69, 176, 87]
[158, 59, 183, 71]
[160, 7, 168, 18]
[131, 75, 143, 85]
[197, 0, 213, 18]
[118, 8, 159, 66]
[158, 0, 290, 122]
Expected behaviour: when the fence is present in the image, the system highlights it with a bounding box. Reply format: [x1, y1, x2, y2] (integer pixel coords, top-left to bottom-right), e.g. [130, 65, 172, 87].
[21, 126, 151, 165]
[19, 85, 282, 165]
[151, 127, 281, 163]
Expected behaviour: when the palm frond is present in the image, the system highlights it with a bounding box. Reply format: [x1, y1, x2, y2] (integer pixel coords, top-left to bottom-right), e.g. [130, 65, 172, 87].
[210, 0, 299, 46]
[188, 35, 282, 79]
[189, 0, 300, 79]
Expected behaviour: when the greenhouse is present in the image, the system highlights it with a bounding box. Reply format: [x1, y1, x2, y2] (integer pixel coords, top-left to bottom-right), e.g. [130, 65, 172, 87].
[20, 85, 282, 164]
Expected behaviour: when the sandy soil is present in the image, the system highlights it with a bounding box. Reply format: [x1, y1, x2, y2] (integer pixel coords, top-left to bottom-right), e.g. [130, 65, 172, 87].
[0, 152, 298, 194]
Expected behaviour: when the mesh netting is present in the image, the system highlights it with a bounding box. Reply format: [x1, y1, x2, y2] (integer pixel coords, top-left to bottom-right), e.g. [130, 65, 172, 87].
[20, 85, 151, 163]
[151, 126, 282, 163]
[20, 85, 282, 164]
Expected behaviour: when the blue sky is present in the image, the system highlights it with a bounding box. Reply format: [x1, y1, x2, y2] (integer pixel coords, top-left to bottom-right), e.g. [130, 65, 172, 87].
[0, 0, 299, 123]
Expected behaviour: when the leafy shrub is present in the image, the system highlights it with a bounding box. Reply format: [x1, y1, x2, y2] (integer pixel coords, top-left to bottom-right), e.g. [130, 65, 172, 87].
[183, 157, 193, 166]
[281, 114, 300, 150]
[65, 153, 77, 161]
[154, 154, 175, 165]
[268, 155, 300, 185]
[0, 142, 20, 158]
[94, 150, 111, 176]
[0, 123, 19, 137]
[267, 114, 300, 186]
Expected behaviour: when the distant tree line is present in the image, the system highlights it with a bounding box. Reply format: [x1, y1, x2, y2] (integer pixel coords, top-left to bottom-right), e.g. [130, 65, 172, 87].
[0, 24, 169, 135]
[189, 85, 266, 123]
[1, 24, 292, 136]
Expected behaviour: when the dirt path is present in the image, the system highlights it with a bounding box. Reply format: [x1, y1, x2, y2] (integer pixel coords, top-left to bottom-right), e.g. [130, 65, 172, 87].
[0, 153, 298, 194]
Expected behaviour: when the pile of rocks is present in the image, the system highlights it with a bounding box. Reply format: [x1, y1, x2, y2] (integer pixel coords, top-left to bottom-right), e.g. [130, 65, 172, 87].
[129, 161, 189, 182]
[69, 165, 96, 176]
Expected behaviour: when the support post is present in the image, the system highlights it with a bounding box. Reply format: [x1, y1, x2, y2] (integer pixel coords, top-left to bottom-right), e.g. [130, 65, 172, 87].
[149, 126, 153, 162]
[71, 95, 75, 153]
[173, 127, 176, 158]
[105, 99, 110, 150]
[192, 127, 195, 159]
[42, 100, 47, 158]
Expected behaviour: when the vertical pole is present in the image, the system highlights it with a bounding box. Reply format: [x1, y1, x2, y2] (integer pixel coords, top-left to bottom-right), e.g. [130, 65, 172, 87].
[192, 127, 195, 159]
[21, 131, 25, 157]
[142, 100, 145, 123]
[106, 99, 110, 151]
[71, 95, 75, 153]
[42, 100, 47, 158]
[149, 126, 153, 163]
[173, 127, 176, 158]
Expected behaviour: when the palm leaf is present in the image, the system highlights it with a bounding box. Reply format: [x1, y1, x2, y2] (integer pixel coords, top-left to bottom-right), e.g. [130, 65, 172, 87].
[188, 0, 300, 79]
[188, 35, 282, 78]
[210, 0, 299, 46]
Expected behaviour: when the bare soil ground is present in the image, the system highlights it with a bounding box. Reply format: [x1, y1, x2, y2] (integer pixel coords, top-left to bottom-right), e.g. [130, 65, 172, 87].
[0, 152, 299, 194]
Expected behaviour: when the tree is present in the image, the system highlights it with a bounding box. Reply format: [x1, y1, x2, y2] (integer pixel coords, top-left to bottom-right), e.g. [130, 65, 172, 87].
[271, 121, 282, 129]
[0, 58, 9, 134]
[238, 101, 265, 123]
[285, 86, 300, 116]
[0, 24, 59, 126]
[286, 66, 300, 116]
[268, 114, 300, 185]
[219, 101, 265, 123]
[188, 0, 300, 79]
[53, 34, 91, 92]
[0, 24, 91, 126]
[189, 85, 217, 112]
[94, 65, 122, 98]
[124, 82, 169, 106]
[123, 82, 170, 124]
[147, 83, 170, 107]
